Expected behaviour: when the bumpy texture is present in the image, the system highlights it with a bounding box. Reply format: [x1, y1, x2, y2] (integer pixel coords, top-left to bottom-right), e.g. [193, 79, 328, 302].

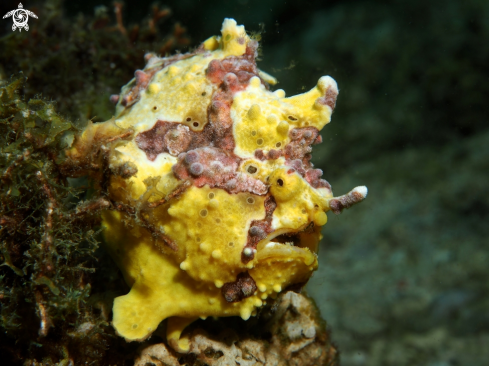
[65, 18, 366, 350]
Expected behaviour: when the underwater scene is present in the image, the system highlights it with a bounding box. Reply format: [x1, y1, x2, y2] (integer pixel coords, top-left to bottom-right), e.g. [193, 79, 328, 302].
[0, 0, 487, 365]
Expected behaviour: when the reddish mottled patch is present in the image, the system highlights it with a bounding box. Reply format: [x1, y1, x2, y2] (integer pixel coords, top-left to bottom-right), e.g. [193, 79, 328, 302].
[317, 87, 338, 111]
[135, 70, 150, 88]
[204, 42, 266, 153]
[288, 159, 306, 176]
[284, 127, 320, 164]
[172, 147, 267, 195]
[241, 195, 276, 263]
[329, 190, 366, 215]
[208, 90, 235, 151]
[304, 169, 321, 185]
[317, 179, 332, 189]
[305, 169, 331, 190]
[136, 122, 185, 160]
[164, 124, 192, 156]
[173, 147, 236, 183]
[109, 94, 120, 104]
[221, 272, 257, 303]
[283, 143, 332, 193]
[121, 68, 159, 108]
[254, 149, 265, 161]
[267, 149, 282, 160]
[205, 42, 260, 89]
[136, 118, 233, 161]
[264, 195, 278, 217]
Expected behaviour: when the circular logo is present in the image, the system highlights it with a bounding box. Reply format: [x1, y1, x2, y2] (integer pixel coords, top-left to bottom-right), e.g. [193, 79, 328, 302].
[3, 3, 38, 32]
[12, 9, 29, 30]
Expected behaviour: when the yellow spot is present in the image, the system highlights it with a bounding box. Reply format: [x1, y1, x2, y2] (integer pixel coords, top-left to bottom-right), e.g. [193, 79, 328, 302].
[180, 261, 189, 271]
[178, 338, 190, 352]
[273, 284, 282, 292]
[240, 307, 252, 320]
[168, 65, 179, 76]
[247, 104, 261, 120]
[274, 89, 285, 98]
[212, 249, 222, 259]
[258, 284, 266, 292]
[215, 280, 224, 288]
[147, 83, 160, 94]
[277, 121, 289, 135]
[313, 211, 327, 226]
[199, 242, 210, 252]
[208, 298, 216, 304]
[249, 76, 261, 88]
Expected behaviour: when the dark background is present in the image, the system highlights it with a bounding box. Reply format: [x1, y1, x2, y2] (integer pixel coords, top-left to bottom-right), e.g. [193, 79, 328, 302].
[1, 0, 488, 365]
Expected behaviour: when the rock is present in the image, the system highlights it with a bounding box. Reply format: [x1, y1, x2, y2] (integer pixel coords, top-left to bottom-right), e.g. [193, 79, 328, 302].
[135, 291, 338, 366]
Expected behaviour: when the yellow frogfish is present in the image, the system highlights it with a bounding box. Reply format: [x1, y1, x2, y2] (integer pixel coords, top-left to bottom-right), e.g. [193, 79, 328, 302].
[65, 18, 367, 352]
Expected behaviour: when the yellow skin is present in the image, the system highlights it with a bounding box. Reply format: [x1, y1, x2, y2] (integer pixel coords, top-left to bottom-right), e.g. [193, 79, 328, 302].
[66, 19, 366, 352]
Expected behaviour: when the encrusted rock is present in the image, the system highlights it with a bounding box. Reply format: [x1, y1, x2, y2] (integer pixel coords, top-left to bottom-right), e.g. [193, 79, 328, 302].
[135, 292, 338, 366]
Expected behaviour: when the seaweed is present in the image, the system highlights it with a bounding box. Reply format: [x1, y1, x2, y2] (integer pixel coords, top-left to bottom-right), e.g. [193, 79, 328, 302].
[0, 74, 107, 364]
[0, 0, 191, 363]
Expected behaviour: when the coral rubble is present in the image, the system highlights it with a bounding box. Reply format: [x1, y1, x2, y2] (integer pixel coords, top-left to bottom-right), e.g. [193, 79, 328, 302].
[135, 291, 338, 366]
[65, 18, 367, 350]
